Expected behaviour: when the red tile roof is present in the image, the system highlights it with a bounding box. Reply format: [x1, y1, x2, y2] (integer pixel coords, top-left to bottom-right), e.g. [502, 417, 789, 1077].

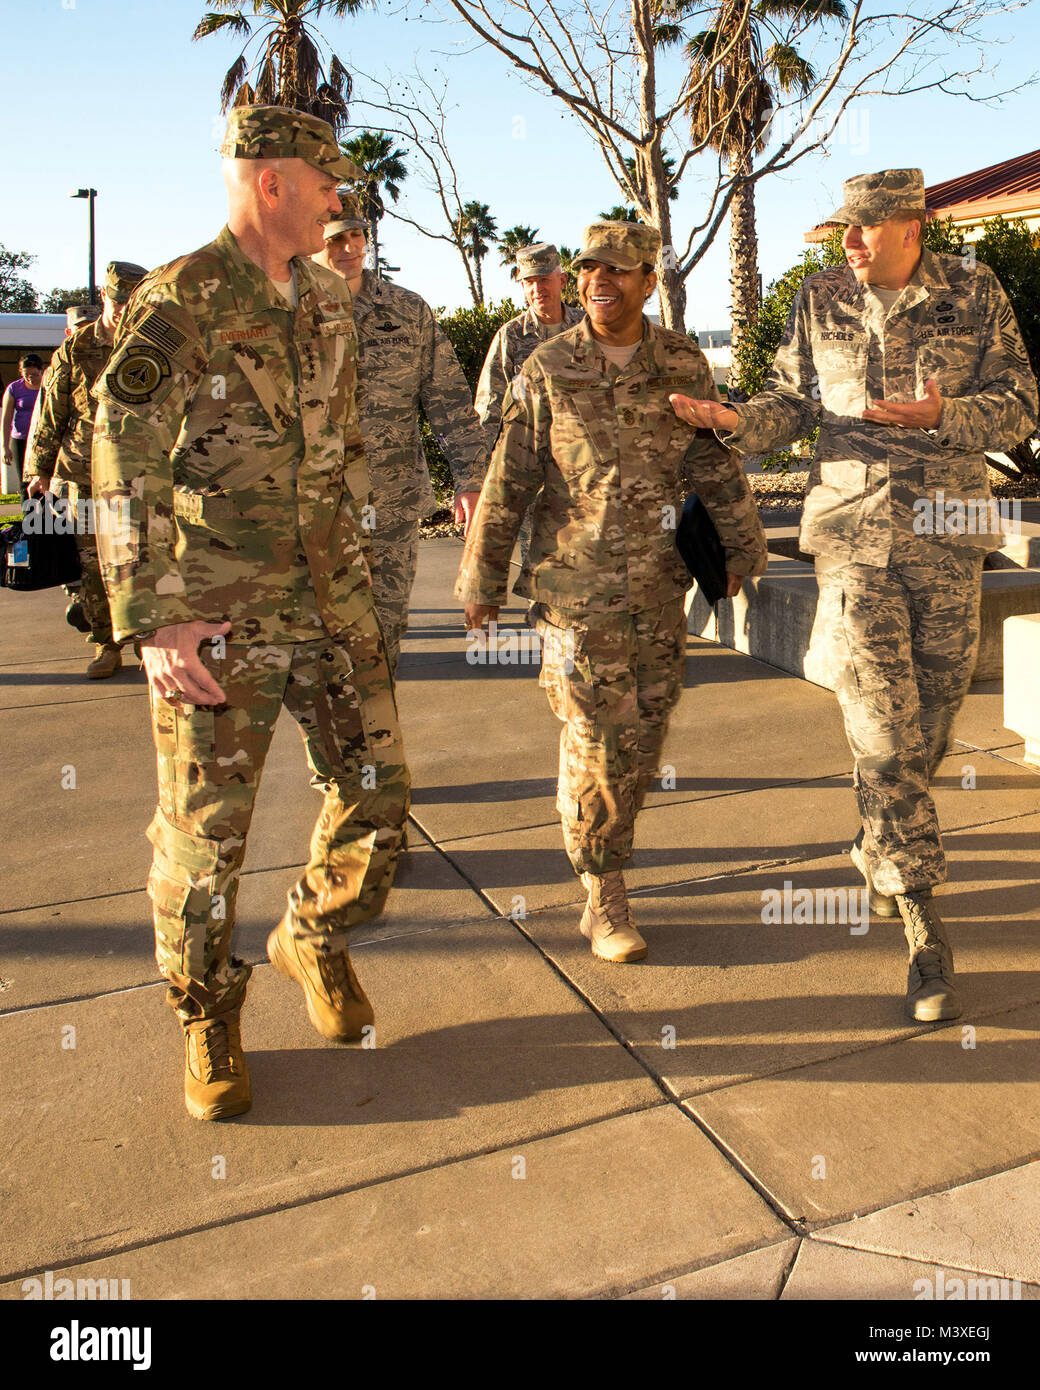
[926, 148, 1040, 213]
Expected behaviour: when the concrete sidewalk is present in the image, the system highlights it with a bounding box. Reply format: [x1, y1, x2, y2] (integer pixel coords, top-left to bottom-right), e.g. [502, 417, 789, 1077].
[1, 538, 1038, 1300]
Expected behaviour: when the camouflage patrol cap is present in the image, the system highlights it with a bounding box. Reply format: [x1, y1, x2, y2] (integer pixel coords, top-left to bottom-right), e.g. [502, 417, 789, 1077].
[324, 190, 367, 238]
[103, 261, 148, 303]
[515, 242, 561, 278]
[66, 304, 101, 328]
[220, 105, 361, 182]
[575, 220, 662, 271]
[829, 168, 927, 226]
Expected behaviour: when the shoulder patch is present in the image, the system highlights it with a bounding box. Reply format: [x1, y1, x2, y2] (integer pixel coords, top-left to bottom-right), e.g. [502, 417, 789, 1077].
[106, 345, 171, 406]
[997, 299, 1030, 370]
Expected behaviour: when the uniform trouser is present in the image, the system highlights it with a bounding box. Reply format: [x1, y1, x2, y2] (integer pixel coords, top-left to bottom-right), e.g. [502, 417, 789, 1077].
[531, 597, 688, 875]
[370, 513, 421, 678]
[146, 608, 410, 1022]
[811, 536, 984, 897]
[64, 481, 115, 647]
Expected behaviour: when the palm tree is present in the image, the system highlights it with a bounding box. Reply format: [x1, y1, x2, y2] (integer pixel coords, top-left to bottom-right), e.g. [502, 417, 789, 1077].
[683, 0, 848, 351]
[459, 202, 498, 305]
[192, 0, 365, 134]
[498, 225, 541, 279]
[340, 130, 407, 281]
[558, 245, 581, 305]
[599, 206, 640, 223]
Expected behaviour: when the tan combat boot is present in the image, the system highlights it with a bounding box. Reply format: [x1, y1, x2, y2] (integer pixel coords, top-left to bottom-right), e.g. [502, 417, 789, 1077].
[183, 1008, 251, 1121]
[267, 915, 374, 1041]
[897, 892, 961, 1022]
[579, 870, 648, 963]
[86, 642, 122, 679]
[849, 829, 898, 918]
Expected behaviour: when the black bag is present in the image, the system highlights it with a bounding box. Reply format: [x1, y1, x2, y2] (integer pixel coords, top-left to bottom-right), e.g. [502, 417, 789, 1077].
[1, 497, 82, 591]
[675, 491, 728, 605]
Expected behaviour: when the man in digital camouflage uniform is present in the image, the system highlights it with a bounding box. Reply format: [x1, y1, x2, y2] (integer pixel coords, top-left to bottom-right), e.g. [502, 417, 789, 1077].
[312, 193, 488, 675]
[475, 242, 585, 447]
[92, 106, 410, 1121]
[458, 221, 767, 962]
[673, 169, 1038, 1022]
[27, 262, 147, 677]
[476, 242, 585, 563]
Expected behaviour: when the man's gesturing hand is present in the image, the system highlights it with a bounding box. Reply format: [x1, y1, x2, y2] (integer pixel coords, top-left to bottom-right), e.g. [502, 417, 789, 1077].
[140, 620, 232, 705]
[454, 490, 480, 538]
[862, 377, 943, 429]
[670, 393, 739, 433]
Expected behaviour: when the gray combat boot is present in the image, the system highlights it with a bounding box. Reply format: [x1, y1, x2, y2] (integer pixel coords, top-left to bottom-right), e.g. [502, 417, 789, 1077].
[849, 828, 898, 918]
[897, 892, 961, 1022]
[579, 870, 647, 963]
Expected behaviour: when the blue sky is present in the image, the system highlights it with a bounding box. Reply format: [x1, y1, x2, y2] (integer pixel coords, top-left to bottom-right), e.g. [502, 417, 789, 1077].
[2, 0, 1037, 331]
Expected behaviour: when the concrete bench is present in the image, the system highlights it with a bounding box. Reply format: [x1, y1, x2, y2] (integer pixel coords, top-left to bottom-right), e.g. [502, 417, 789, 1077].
[688, 553, 1040, 688]
[1003, 613, 1040, 767]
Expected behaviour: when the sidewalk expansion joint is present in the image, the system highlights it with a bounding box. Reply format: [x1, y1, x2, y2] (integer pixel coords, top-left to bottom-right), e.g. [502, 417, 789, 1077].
[591, 1234, 801, 1301]
[0, 859, 311, 919]
[0, 692, 146, 713]
[1, 1100, 672, 1288]
[425, 838, 812, 1243]
[775, 1237, 803, 1299]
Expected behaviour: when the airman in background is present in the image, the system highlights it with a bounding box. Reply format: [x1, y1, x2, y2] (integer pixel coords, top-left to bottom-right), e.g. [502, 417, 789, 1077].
[27, 262, 147, 675]
[312, 194, 488, 675]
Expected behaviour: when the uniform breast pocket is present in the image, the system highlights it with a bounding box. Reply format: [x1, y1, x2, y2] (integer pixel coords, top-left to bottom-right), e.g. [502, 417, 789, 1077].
[816, 343, 867, 418]
[916, 343, 977, 402]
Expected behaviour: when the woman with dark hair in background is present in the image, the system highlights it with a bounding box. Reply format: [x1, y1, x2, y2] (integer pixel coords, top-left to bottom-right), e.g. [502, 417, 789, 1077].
[1, 353, 44, 497]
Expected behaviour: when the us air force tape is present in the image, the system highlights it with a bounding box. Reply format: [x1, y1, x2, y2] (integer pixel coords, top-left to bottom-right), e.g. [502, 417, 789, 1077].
[107, 345, 172, 405]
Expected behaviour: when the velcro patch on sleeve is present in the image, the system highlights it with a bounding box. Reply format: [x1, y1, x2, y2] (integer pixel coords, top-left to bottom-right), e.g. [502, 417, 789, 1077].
[105, 345, 172, 406]
[136, 311, 189, 357]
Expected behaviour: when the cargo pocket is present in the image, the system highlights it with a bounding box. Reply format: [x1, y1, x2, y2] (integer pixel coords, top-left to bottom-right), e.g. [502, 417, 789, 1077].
[146, 810, 225, 981]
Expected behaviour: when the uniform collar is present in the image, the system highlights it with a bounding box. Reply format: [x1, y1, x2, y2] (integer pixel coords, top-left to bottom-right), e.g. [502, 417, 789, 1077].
[571, 313, 658, 377]
[351, 269, 381, 317]
[215, 225, 324, 315]
[835, 246, 949, 313]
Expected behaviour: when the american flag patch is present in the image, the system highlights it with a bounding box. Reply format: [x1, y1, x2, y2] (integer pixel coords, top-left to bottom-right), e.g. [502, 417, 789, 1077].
[137, 312, 188, 355]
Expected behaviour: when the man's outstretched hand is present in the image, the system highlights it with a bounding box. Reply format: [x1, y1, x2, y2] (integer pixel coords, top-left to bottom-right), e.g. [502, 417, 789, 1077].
[862, 377, 943, 429]
[140, 620, 232, 705]
[670, 394, 739, 433]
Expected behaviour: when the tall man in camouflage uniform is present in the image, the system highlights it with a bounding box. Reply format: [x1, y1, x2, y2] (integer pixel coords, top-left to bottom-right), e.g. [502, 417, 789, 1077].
[458, 222, 766, 962]
[92, 107, 411, 1121]
[312, 195, 488, 675]
[27, 262, 147, 676]
[673, 169, 1038, 1021]
[476, 243, 585, 562]
[475, 243, 584, 447]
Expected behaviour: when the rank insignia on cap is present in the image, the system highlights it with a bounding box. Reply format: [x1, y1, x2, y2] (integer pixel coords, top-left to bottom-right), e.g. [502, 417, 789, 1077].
[108, 345, 171, 405]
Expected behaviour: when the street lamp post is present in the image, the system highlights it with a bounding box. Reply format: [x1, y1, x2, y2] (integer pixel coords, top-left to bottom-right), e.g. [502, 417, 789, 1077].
[69, 188, 98, 304]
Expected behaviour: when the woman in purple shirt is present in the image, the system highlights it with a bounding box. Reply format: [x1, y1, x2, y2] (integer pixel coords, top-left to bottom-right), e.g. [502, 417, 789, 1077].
[2, 353, 45, 494]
